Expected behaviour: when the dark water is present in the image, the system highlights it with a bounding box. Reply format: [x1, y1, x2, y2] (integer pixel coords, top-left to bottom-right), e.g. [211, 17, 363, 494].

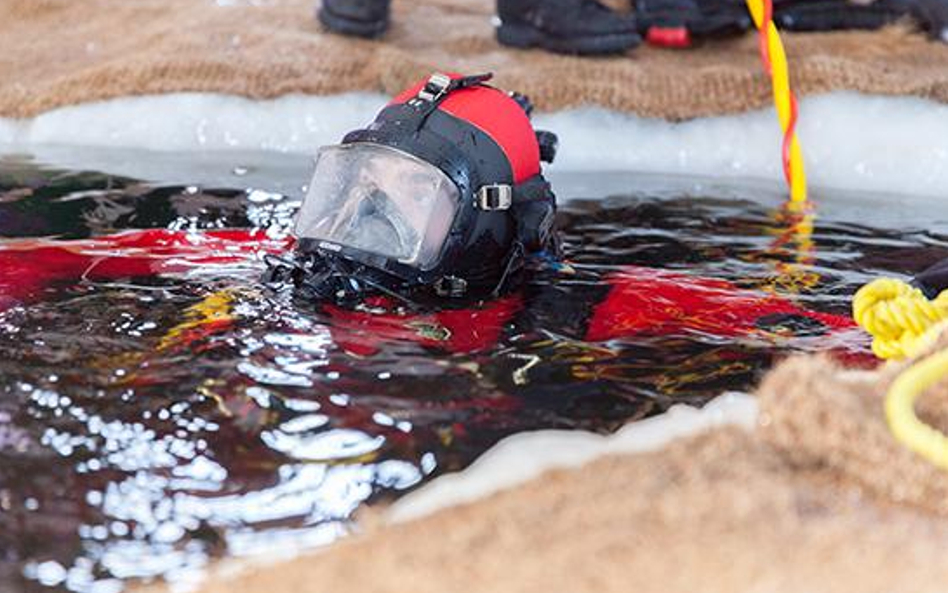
[0, 158, 946, 592]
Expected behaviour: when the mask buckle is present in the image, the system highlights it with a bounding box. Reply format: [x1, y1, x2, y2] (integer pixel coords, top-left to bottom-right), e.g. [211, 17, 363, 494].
[417, 73, 453, 103]
[434, 275, 469, 298]
[476, 184, 513, 211]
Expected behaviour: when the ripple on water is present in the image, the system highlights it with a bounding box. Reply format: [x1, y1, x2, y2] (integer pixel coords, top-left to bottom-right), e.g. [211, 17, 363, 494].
[0, 161, 946, 592]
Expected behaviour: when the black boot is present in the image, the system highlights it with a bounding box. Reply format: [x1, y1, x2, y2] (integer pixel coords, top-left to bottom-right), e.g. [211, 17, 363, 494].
[495, 0, 642, 55]
[773, 0, 948, 42]
[318, 0, 390, 39]
[909, 0, 948, 41]
[635, 0, 751, 47]
[773, 0, 909, 31]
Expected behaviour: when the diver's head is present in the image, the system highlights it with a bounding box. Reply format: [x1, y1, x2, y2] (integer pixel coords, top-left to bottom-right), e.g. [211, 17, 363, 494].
[274, 72, 559, 306]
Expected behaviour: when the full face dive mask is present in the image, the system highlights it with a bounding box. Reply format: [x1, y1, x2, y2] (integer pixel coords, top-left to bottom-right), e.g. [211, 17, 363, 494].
[267, 72, 560, 306]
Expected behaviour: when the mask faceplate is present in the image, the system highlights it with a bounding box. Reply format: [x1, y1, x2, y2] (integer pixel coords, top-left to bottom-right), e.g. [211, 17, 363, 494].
[295, 144, 460, 271]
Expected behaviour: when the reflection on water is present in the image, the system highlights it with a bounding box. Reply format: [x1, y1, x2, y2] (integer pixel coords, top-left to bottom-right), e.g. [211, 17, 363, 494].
[0, 159, 946, 592]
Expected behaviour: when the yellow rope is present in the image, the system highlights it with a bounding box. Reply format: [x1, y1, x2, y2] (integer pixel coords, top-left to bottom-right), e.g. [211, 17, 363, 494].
[885, 347, 948, 470]
[745, 0, 809, 203]
[853, 278, 948, 360]
[853, 277, 948, 469]
[751, 200, 819, 295]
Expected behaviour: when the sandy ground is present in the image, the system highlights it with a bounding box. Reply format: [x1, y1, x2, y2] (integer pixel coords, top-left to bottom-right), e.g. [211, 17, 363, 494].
[4, 0, 948, 119]
[140, 346, 948, 593]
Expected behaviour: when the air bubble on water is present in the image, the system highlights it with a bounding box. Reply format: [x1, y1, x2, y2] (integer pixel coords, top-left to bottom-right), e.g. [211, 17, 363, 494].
[420, 452, 437, 475]
[34, 561, 68, 587]
[247, 189, 283, 203]
[372, 412, 394, 427]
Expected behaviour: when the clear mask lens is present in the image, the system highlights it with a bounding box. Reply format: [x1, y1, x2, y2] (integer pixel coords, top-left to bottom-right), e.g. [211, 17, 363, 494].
[294, 144, 460, 271]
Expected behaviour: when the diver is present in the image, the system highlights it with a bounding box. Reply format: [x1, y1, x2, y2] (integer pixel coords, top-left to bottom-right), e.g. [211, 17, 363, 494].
[636, 0, 948, 47]
[316, 0, 642, 55]
[0, 73, 869, 363]
[263, 72, 561, 308]
[259, 72, 866, 361]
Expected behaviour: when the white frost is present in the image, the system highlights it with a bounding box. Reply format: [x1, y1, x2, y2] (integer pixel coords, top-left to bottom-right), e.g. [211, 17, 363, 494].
[388, 392, 758, 524]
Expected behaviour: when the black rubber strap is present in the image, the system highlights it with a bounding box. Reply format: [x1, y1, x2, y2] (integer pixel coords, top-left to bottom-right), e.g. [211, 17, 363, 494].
[513, 176, 554, 204]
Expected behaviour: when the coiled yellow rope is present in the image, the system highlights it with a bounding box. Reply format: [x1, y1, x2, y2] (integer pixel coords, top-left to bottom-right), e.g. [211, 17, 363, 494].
[854, 277, 948, 469]
[853, 278, 948, 361]
[745, 0, 808, 203]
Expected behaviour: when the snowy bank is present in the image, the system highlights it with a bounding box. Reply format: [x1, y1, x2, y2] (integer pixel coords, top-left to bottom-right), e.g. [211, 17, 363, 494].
[2, 91, 948, 199]
[389, 392, 758, 523]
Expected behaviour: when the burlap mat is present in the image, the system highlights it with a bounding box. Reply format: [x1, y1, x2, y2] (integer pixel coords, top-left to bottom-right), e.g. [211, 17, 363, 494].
[141, 334, 948, 593]
[4, 0, 948, 120]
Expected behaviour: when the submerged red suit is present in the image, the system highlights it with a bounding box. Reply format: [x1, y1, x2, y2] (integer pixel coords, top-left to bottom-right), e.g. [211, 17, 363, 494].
[0, 229, 869, 360]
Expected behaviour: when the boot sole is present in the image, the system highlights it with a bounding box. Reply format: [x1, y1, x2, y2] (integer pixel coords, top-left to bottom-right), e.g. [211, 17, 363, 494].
[317, 6, 389, 39]
[496, 21, 641, 55]
[772, 4, 907, 31]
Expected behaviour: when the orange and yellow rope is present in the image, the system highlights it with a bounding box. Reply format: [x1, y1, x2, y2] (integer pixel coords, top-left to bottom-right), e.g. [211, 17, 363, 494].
[745, 0, 808, 203]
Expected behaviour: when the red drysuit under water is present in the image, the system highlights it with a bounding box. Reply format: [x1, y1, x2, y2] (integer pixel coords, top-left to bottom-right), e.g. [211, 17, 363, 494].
[0, 229, 868, 359]
[0, 229, 292, 311]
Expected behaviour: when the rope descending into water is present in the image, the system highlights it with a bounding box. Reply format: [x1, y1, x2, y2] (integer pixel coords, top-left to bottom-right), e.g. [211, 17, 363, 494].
[854, 278, 948, 469]
[745, 0, 808, 203]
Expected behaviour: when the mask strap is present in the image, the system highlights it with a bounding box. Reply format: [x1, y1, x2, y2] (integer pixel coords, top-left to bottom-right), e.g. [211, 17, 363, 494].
[407, 72, 494, 131]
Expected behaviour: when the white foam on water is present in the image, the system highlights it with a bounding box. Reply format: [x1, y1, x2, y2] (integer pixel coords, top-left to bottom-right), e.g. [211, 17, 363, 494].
[2, 92, 948, 199]
[388, 392, 759, 524]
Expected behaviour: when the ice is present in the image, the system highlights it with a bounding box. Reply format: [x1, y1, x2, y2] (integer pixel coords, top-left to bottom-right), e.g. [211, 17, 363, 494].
[539, 92, 948, 199]
[388, 392, 758, 523]
[2, 91, 948, 199]
[0, 93, 386, 153]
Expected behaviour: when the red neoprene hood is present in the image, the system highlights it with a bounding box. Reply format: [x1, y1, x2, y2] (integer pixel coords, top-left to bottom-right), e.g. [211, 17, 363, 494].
[390, 76, 542, 184]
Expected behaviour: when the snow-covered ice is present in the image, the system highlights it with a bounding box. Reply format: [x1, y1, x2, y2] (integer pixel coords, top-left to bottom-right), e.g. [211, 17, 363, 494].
[389, 393, 758, 523]
[2, 91, 947, 200]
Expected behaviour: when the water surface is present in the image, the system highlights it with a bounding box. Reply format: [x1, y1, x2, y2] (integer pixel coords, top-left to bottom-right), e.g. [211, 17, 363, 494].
[1, 153, 946, 592]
